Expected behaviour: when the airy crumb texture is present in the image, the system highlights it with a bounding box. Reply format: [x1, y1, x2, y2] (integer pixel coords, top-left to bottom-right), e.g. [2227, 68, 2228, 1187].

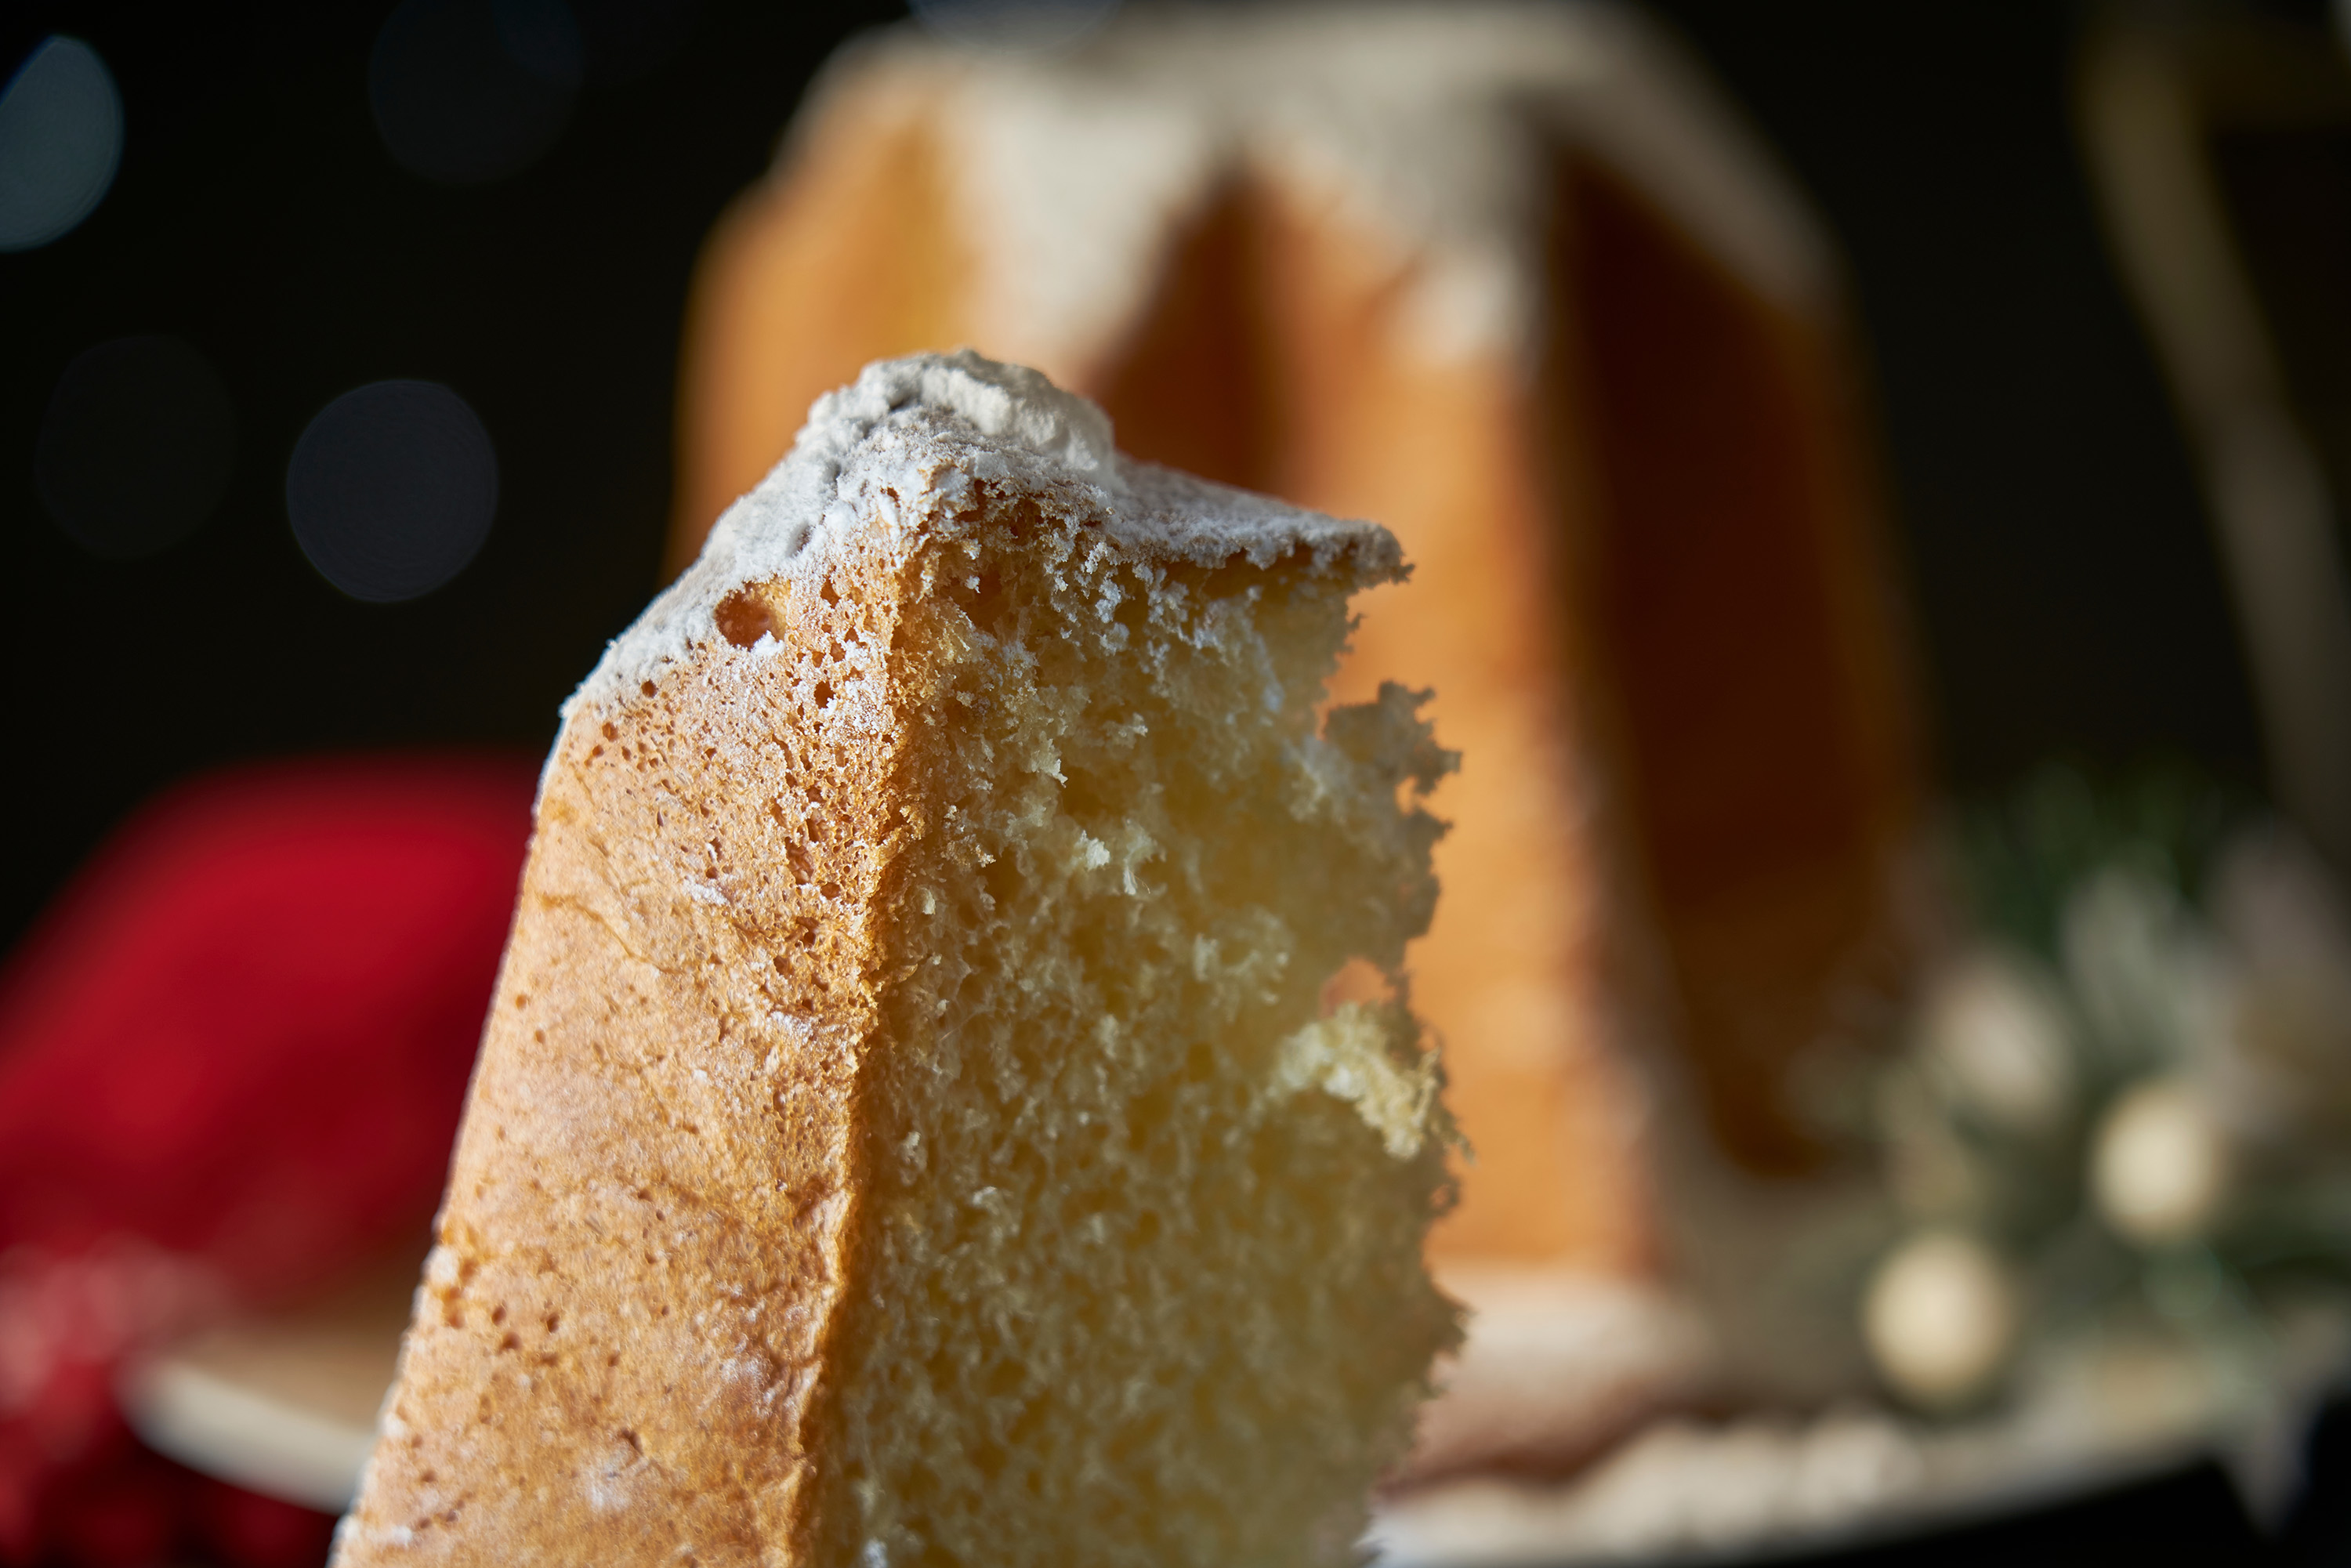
[334, 353, 1460, 1567]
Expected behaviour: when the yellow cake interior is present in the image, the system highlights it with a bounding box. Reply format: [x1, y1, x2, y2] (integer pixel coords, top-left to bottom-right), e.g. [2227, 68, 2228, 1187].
[770, 483, 1460, 1564]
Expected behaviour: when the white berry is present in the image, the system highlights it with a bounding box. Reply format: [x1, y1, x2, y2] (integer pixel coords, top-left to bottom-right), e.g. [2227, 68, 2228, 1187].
[1863, 1230, 2020, 1409]
[2092, 1077, 2230, 1246]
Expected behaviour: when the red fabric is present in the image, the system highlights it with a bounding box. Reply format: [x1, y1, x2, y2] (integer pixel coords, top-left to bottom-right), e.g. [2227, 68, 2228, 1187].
[0, 755, 537, 1564]
[0, 754, 536, 1295]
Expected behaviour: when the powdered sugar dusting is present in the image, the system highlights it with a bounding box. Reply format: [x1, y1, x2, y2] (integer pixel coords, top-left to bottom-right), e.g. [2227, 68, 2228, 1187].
[563, 352, 1395, 723]
[810, 2, 1830, 373]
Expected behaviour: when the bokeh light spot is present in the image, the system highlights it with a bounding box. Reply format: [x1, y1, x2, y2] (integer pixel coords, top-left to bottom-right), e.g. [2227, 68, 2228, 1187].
[368, 0, 582, 186]
[0, 37, 124, 251]
[287, 382, 498, 603]
[910, 0, 1124, 53]
[37, 337, 237, 561]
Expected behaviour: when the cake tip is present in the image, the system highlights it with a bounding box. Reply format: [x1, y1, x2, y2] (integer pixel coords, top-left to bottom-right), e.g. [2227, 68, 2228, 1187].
[806, 349, 1121, 490]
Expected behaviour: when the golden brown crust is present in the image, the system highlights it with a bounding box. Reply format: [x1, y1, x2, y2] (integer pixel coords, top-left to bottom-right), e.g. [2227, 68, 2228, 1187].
[336, 578, 911, 1564]
[1555, 163, 1922, 1174]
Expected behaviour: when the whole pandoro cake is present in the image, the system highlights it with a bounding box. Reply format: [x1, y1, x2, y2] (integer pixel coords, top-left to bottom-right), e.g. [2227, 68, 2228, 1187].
[668, 0, 1923, 1453]
[332, 353, 1460, 1563]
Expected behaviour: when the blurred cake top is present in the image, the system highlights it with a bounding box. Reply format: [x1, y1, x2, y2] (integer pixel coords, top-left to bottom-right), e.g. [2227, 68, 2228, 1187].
[804, 1, 1833, 368]
[571, 351, 1398, 716]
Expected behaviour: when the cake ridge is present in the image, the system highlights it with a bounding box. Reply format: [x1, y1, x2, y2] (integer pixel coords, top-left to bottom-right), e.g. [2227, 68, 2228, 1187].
[790, 2, 1831, 371]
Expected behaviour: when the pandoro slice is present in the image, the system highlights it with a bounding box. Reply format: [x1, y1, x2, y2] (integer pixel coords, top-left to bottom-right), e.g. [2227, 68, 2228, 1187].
[332, 352, 1461, 1566]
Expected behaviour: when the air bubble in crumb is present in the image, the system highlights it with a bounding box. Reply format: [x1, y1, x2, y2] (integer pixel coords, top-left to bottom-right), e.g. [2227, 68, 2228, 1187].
[715, 588, 773, 648]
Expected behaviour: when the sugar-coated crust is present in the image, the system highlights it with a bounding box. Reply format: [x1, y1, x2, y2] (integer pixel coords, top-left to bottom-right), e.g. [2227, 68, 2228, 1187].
[334, 580, 896, 1563]
[580, 351, 1399, 722]
[792, 3, 1829, 375]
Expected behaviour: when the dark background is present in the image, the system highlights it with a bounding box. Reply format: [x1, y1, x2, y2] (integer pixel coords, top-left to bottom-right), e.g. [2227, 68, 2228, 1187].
[0, 0, 2284, 955]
